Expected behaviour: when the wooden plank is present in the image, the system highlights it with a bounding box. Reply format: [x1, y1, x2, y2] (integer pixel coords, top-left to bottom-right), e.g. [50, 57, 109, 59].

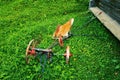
[89, 7, 120, 41]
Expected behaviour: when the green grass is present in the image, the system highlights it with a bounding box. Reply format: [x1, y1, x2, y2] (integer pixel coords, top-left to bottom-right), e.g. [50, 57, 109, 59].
[0, 0, 120, 79]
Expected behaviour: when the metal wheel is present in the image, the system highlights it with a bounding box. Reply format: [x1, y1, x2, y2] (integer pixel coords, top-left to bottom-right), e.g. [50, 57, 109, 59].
[26, 39, 36, 64]
[64, 46, 72, 64]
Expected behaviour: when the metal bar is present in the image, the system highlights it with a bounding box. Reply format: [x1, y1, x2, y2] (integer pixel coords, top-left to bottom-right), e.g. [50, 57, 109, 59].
[47, 35, 71, 49]
[33, 48, 52, 52]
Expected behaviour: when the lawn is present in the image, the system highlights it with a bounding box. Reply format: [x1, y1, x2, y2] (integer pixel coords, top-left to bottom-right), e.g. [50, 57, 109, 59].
[0, 0, 120, 80]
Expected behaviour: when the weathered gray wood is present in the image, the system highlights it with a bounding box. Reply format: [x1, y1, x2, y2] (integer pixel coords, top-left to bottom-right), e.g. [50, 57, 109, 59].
[89, 7, 120, 41]
[100, 0, 120, 8]
[99, 2, 120, 23]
